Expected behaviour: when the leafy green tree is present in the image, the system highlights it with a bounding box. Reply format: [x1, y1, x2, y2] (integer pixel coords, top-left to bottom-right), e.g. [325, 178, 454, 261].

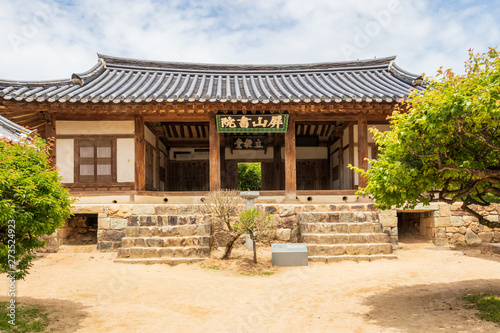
[238, 163, 261, 191]
[0, 137, 73, 279]
[234, 208, 276, 263]
[355, 48, 500, 229]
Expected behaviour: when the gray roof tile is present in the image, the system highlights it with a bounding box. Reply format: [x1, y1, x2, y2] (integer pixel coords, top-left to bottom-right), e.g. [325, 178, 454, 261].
[0, 55, 423, 104]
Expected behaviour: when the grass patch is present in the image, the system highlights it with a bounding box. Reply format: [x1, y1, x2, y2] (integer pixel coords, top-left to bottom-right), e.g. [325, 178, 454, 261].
[0, 302, 50, 332]
[463, 293, 500, 324]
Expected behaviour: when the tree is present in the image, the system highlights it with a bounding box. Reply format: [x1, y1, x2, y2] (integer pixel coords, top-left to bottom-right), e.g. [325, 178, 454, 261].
[0, 136, 73, 279]
[199, 190, 245, 260]
[238, 163, 261, 191]
[234, 208, 276, 263]
[355, 48, 500, 229]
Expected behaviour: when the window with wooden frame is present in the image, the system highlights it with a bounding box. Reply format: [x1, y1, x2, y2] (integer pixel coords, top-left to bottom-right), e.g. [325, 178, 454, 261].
[75, 137, 116, 183]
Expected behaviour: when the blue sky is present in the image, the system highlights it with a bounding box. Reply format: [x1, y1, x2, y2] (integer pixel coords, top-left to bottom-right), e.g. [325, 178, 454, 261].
[0, 0, 499, 81]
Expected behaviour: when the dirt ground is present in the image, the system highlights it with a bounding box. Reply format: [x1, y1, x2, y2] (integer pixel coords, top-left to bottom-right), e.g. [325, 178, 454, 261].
[1, 239, 500, 333]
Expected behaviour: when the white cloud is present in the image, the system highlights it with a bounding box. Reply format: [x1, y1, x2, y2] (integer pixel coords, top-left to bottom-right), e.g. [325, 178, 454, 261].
[0, 0, 499, 81]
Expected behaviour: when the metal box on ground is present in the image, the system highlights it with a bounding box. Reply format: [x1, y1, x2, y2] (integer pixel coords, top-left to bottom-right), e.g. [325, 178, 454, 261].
[271, 243, 308, 266]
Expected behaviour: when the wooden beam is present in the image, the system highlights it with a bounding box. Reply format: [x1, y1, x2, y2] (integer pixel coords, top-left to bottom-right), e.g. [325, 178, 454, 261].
[357, 111, 368, 189]
[134, 115, 145, 191]
[209, 114, 220, 191]
[285, 114, 296, 199]
[155, 131, 160, 190]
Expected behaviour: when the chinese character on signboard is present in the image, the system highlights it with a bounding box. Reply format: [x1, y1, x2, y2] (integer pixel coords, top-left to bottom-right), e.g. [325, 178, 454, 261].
[231, 136, 267, 152]
[217, 114, 288, 133]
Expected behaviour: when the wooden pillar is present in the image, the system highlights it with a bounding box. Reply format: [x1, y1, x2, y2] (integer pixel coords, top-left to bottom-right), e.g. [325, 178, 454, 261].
[357, 112, 369, 188]
[285, 114, 296, 199]
[134, 115, 145, 191]
[348, 123, 355, 189]
[209, 114, 221, 191]
[45, 113, 56, 167]
[155, 130, 160, 191]
[339, 133, 344, 190]
[327, 144, 332, 190]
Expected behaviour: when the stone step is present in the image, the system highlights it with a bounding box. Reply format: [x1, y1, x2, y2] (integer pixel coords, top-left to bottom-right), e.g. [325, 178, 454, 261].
[124, 224, 211, 238]
[299, 222, 383, 234]
[121, 236, 210, 248]
[298, 212, 379, 224]
[306, 243, 393, 256]
[308, 254, 398, 263]
[298, 211, 379, 224]
[114, 258, 205, 265]
[117, 246, 210, 259]
[302, 233, 389, 245]
[128, 214, 206, 227]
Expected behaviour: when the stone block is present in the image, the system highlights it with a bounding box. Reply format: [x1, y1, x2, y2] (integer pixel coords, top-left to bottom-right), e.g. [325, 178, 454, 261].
[434, 217, 451, 227]
[381, 217, 397, 227]
[264, 205, 277, 214]
[339, 212, 355, 222]
[138, 227, 153, 237]
[276, 228, 292, 241]
[197, 224, 211, 236]
[465, 229, 482, 245]
[109, 218, 128, 230]
[434, 238, 449, 247]
[279, 205, 296, 217]
[435, 228, 446, 238]
[177, 205, 197, 215]
[469, 223, 480, 233]
[446, 227, 459, 233]
[379, 209, 396, 217]
[439, 204, 451, 217]
[102, 230, 125, 242]
[450, 216, 463, 227]
[494, 231, 500, 241]
[132, 205, 156, 215]
[107, 205, 132, 218]
[97, 241, 113, 251]
[281, 215, 297, 229]
[487, 215, 499, 222]
[155, 205, 178, 215]
[451, 203, 462, 211]
[98, 218, 111, 229]
[450, 233, 465, 244]
[478, 232, 494, 243]
[125, 227, 139, 237]
[72, 205, 104, 214]
[459, 226, 467, 234]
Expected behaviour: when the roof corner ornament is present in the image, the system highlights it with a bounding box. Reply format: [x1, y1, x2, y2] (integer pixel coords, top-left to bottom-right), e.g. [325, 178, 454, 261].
[412, 77, 424, 86]
[70, 73, 84, 86]
[388, 60, 394, 72]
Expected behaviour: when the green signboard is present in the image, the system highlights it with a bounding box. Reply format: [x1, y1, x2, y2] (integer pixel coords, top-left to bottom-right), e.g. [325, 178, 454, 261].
[216, 114, 289, 133]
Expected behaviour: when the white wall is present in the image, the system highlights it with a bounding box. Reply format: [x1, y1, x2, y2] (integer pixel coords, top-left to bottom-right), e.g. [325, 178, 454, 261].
[225, 147, 273, 160]
[116, 138, 135, 182]
[56, 139, 74, 183]
[56, 120, 134, 135]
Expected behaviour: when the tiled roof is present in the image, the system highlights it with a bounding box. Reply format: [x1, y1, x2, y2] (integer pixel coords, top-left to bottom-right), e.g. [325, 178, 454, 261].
[0, 114, 33, 141]
[0, 54, 423, 105]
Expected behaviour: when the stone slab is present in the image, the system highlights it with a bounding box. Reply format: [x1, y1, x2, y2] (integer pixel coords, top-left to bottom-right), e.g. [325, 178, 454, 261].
[271, 243, 308, 266]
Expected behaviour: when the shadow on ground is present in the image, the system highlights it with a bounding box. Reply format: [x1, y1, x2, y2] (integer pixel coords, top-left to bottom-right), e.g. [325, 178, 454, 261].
[362, 279, 500, 332]
[0, 296, 88, 333]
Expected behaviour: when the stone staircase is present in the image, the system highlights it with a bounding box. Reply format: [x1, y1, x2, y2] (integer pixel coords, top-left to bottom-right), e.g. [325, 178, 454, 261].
[299, 209, 397, 262]
[115, 213, 211, 265]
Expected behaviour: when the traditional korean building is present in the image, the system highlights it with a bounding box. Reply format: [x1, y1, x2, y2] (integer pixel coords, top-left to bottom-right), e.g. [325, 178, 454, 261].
[7, 54, 478, 262]
[0, 54, 423, 196]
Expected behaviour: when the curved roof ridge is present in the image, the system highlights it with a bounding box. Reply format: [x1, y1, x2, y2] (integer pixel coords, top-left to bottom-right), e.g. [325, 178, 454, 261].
[98, 53, 397, 72]
[0, 60, 105, 87]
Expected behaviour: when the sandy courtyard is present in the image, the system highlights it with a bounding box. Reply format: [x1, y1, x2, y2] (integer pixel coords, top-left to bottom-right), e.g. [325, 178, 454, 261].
[2, 240, 500, 333]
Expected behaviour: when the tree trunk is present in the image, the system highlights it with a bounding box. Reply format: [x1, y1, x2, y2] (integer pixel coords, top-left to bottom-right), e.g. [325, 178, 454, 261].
[252, 239, 257, 263]
[221, 233, 240, 260]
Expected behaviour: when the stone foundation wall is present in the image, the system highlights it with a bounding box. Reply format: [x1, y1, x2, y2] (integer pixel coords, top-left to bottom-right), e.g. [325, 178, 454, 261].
[443, 203, 500, 246]
[41, 201, 500, 253]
